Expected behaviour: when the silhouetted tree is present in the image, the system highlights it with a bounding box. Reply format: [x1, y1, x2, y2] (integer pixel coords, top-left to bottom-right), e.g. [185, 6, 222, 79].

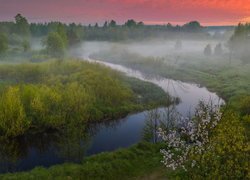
[137, 21, 144, 27]
[14, 14, 30, 36]
[204, 44, 212, 56]
[103, 21, 108, 28]
[214, 43, 223, 56]
[109, 20, 117, 28]
[183, 21, 203, 32]
[125, 19, 137, 28]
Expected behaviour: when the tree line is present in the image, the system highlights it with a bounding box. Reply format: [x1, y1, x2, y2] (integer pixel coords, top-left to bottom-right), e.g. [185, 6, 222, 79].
[0, 14, 208, 59]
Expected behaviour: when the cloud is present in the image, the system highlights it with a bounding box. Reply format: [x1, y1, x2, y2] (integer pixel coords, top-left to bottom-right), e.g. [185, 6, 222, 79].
[0, 0, 249, 25]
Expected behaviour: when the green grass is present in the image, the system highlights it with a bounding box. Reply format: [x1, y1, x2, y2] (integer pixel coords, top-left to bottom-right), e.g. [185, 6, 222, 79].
[0, 142, 167, 180]
[0, 59, 171, 138]
[1, 52, 249, 179]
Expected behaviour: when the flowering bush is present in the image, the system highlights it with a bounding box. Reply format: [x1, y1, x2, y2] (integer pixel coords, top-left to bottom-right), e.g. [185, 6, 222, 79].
[158, 101, 249, 179]
[158, 101, 222, 170]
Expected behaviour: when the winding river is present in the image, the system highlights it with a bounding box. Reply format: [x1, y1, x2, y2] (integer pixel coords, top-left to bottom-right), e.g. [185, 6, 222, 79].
[0, 55, 223, 174]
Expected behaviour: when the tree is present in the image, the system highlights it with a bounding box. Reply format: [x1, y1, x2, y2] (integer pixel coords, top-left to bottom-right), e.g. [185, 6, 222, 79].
[22, 40, 30, 52]
[229, 23, 250, 64]
[103, 21, 108, 28]
[14, 14, 30, 36]
[166, 23, 173, 30]
[214, 43, 223, 56]
[125, 19, 137, 28]
[204, 44, 212, 56]
[109, 20, 117, 28]
[56, 23, 68, 48]
[45, 32, 65, 58]
[137, 21, 144, 27]
[183, 21, 203, 32]
[0, 33, 8, 55]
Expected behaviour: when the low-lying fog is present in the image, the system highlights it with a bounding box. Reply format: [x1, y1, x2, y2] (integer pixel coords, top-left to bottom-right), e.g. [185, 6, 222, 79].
[76, 39, 228, 60]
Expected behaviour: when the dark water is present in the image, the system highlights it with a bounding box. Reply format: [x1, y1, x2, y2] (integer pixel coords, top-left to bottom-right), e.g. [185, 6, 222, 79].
[0, 58, 223, 174]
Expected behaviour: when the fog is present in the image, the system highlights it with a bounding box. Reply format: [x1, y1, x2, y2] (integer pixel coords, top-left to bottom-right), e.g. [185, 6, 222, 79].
[73, 38, 229, 64]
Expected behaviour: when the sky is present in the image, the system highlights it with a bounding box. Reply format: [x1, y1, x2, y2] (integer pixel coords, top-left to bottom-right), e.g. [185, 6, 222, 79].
[0, 0, 250, 26]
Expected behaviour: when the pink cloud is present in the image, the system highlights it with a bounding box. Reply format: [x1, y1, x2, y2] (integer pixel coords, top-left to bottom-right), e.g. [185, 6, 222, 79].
[0, 0, 249, 25]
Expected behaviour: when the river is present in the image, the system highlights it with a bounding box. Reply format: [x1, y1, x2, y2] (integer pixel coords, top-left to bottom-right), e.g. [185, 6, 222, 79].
[0, 56, 223, 174]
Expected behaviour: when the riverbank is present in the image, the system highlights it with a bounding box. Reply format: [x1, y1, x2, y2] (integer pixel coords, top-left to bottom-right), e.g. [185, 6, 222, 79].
[0, 59, 174, 174]
[0, 59, 170, 138]
[90, 51, 249, 178]
[1, 54, 249, 179]
[0, 142, 167, 180]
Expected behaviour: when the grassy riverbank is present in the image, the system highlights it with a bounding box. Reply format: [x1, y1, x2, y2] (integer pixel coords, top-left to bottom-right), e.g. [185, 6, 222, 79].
[0, 142, 167, 180]
[0, 59, 170, 138]
[92, 50, 250, 104]
[1, 51, 249, 179]
[91, 50, 250, 178]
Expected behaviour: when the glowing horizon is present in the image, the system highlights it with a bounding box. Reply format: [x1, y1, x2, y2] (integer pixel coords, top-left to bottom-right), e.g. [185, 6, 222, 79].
[0, 0, 249, 26]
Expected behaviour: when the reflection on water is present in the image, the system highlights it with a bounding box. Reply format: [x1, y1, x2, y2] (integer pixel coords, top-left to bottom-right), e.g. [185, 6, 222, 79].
[0, 58, 224, 174]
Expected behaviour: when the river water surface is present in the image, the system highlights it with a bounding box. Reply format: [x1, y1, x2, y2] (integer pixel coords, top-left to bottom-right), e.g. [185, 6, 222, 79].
[0, 55, 223, 174]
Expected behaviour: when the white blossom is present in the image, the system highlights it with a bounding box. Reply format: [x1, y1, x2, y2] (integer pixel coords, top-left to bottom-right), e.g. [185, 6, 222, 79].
[158, 101, 222, 170]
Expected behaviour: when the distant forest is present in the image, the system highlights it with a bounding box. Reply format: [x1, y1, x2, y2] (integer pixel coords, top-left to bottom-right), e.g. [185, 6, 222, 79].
[0, 13, 225, 42]
[0, 14, 249, 62]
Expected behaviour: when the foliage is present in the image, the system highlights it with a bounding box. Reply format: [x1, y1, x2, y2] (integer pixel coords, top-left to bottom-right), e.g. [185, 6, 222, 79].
[239, 96, 250, 116]
[56, 23, 68, 47]
[0, 87, 29, 137]
[186, 111, 249, 179]
[92, 43, 250, 179]
[0, 142, 165, 180]
[0, 60, 169, 137]
[45, 32, 66, 58]
[0, 33, 8, 55]
[229, 23, 250, 63]
[22, 40, 30, 52]
[203, 44, 212, 56]
[214, 43, 223, 56]
[158, 101, 222, 171]
[14, 14, 30, 36]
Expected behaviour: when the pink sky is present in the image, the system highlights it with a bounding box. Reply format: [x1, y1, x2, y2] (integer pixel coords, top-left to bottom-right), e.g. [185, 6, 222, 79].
[0, 0, 249, 26]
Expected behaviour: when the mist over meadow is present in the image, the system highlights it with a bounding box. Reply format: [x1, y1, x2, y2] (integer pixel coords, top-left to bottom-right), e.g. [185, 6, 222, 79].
[0, 12, 249, 179]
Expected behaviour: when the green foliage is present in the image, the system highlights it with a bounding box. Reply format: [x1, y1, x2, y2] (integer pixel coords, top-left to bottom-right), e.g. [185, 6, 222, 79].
[183, 21, 202, 32]
[0, 87, 30, 137]
[67, 23, 83, 46]
[125, 19, 137, 28]
[0, 142, 165, 180]
[229, 23, 250, 63]
[239, 96, 250, 116]
[45, 32, 65, 58]
[14, 14, 30, 36]
[0, 60, 169, 137]
[0, 33, 8, 55]
[186, 111, 249, 179]
[109, 20, 117, 27]
[22, 40, 30, 52]
[93, 47, 250, 179]
[56, 23, 68, 47]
